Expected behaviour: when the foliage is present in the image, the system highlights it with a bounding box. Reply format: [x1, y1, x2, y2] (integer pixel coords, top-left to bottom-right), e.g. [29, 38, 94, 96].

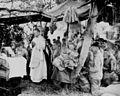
[49, 22, 57, 34]
[10, 25, 24, 42]
[0, 24, 24, 48]
[0, 25, 12, 47]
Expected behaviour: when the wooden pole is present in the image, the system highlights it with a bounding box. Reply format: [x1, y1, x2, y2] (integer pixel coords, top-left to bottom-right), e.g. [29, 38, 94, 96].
[75, 0, 98, 75]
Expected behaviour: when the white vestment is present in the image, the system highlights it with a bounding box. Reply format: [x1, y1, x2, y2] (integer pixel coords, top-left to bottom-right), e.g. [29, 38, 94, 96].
[29, 35, 47, 82]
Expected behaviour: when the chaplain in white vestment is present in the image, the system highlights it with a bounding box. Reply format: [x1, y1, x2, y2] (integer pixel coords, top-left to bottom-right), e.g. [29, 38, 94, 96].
[29, 28, 47, 83]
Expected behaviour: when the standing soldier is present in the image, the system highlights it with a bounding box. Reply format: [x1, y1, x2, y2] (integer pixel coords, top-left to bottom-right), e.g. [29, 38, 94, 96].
[88, 42, 104, 95]
[56, 36, 61, 48]
[52, 39, 61, 59]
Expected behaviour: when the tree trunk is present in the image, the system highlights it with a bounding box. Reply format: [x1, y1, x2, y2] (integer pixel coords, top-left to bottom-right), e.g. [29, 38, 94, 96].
[75, 0, 98, 75]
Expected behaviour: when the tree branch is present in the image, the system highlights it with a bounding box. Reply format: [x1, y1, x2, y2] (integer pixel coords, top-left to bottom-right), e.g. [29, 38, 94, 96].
[0, 8, 42, 13]
[77, 0, 92, 9]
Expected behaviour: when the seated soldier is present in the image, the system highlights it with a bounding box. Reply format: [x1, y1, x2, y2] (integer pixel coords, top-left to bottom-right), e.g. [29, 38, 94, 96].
[64, 42, 79, 70]
[0, 48, 9, 80]
[102, 48, 118, 86]
[104, 48, 117, 73]
[15, 42, 28, 60]
[51, 41, 79, 91]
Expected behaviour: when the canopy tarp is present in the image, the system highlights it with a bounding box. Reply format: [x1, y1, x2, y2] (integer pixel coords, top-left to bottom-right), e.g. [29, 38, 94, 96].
[45, 0, 91, 21]
[0, 0, 91, 25]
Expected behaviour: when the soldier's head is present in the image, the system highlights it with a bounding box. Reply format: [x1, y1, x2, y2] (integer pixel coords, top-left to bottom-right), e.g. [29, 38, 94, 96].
[34, 28, 40, 37]
[91, 42, 99, 53]
[53, 39, 57, 44]
[62, 38, 66, 43]
[68, 41, 76, 50]
[57, 36, 60, 40]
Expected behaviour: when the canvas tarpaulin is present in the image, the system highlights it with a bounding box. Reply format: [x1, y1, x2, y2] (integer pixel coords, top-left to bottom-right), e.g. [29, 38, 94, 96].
[0, 0, 90, 25]
[45, 0, 91, 22]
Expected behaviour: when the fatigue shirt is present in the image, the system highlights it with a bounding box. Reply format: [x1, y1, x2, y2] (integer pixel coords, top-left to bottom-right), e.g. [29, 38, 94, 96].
[89, 49, 104, 80]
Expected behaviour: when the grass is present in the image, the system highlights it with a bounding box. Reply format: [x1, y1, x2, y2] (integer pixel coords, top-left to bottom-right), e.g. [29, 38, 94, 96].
[18, 79, 92, 96]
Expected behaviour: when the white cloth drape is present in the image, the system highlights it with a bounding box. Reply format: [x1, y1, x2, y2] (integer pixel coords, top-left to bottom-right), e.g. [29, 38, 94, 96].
[7, 56, 27, 78]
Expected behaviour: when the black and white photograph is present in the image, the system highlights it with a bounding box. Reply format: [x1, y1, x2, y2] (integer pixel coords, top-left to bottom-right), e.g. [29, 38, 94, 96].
[0, 0, 120, 96]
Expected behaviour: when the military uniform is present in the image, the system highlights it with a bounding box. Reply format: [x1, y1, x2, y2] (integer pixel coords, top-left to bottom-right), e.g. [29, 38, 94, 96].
[88, 48, 104, 95]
